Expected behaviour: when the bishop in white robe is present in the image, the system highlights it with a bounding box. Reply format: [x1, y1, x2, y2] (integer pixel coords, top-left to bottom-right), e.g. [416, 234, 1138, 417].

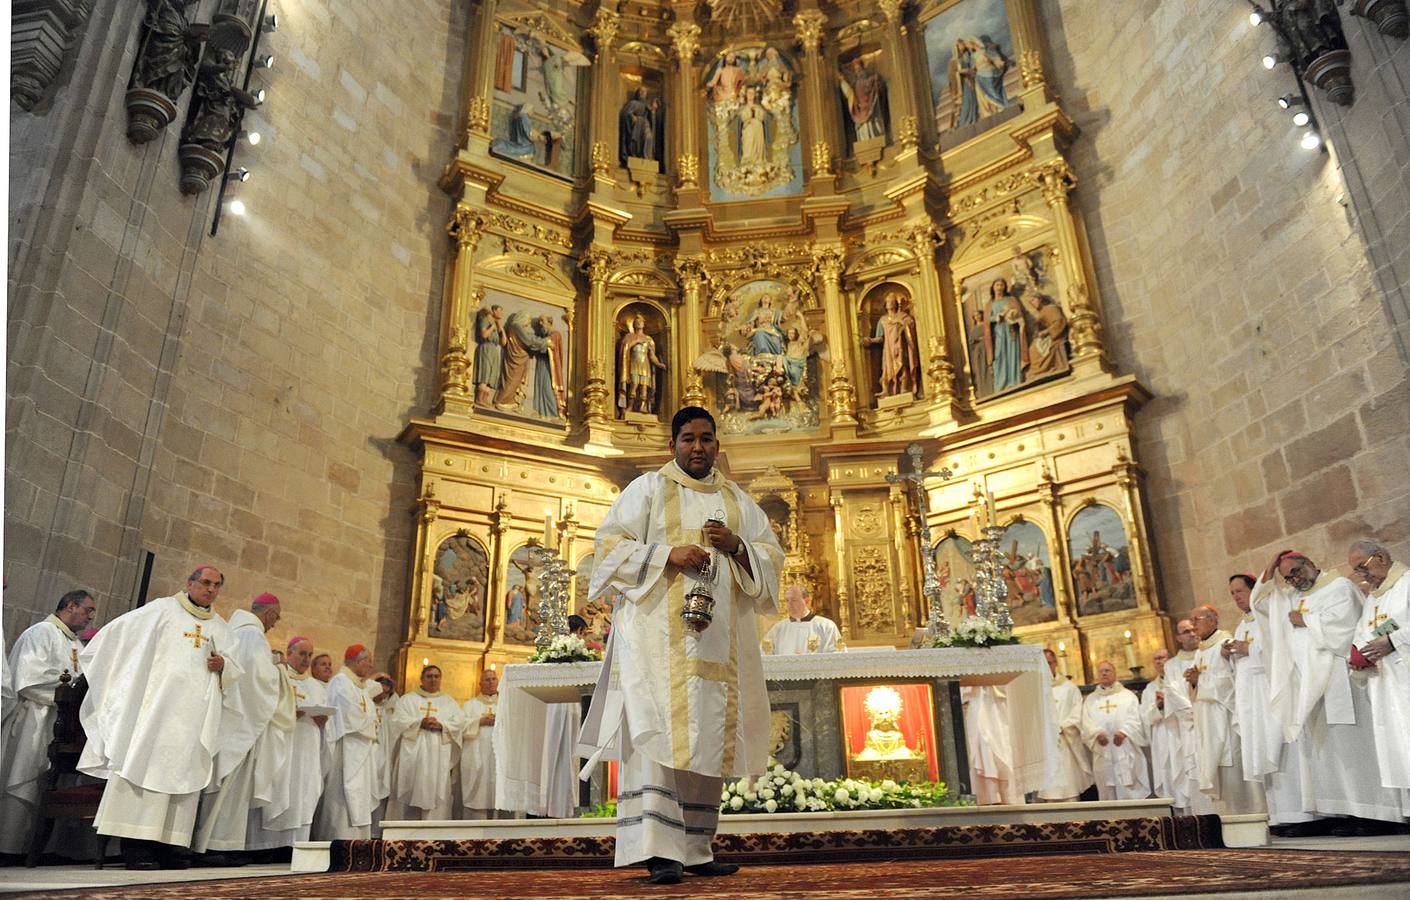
[1348, 541, 1410, 797]
[1037, 648, 1092, 802]
[0, 591, 94, 855]
[193, 594, 296, 855]
[1186, 605, 1265, 816]
[311, 644, 381, 840]
[460, 669, 500, 818]
[369, 674, 397, 829]
[764, 585, 842, 655]
[1256, 551, 1403, 824]
[391, 666, 464, 820]
[1140, 649, 1191, 811]
[249, 637, 329, 849]
[1081, 661, 1149, 801]
[577, 410, 781, 885]
[79, 567, 244, 868]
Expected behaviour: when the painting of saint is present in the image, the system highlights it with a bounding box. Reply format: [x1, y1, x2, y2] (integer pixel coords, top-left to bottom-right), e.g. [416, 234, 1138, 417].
[573, 552, 623, 645]
[997, 521, 1057, 627]
[838, 54, 890, 153]
[429, 534, 489, 642]
[502, 545, 541, 645]
[618, 85, 665, 169]
[923, 0, 1023, 145]
[703, 45, 802, 200]
[958, 246, 1070, 401]
[1069, 505, 1136, 616]
[489, 24, 589, 179]
[692, 280, 827, 436]
[476, 288, 569, 427]
[932, 535, 976, 626]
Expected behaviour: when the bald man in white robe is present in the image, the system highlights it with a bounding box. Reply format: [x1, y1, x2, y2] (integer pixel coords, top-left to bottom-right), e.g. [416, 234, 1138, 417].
[1185, 605, 1264, 815]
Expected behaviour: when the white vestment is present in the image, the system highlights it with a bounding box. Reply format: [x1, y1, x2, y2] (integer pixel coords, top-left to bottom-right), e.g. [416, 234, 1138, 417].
[1257, 572, 1403, 821]
[1038, 674, 1092, 801]
[0, 616, 83, 854]
[460, 693, 499, 814]
[391, 690, 464, 819]
[193, 609, 296, 852]
[1246, 589, 1317, 825]
[576, 462, 781, 867]
[311, 668, 379, 839]
[1190, 630, 1265, 816]
[764, 615, 842, 655]
[1081, 684, 1149, 801]
[963, 685, 1023, 805]
[250, 670, 328, 848]
[537, 703, 580, 818]
[1139, 666, 1194, 810]
[372, 693, 397, 825]
[79, 594, 243, 846]
[1353, 563, 1410, 791]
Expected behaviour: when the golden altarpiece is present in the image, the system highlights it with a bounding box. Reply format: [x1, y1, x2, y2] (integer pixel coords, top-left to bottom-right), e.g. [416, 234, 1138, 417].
[398, 0, 1171, 701]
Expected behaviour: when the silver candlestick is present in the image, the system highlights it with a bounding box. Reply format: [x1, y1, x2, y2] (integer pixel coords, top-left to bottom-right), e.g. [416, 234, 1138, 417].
[531, 543, 573, 653]
[972, 525, 1013, 632]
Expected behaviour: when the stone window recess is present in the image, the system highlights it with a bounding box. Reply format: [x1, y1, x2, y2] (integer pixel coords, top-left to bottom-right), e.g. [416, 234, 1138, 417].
[11, 0, 96, 112]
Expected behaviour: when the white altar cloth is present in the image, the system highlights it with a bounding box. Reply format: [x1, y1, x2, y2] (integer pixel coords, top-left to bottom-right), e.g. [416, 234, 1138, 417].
[493, 646, 1054, 813]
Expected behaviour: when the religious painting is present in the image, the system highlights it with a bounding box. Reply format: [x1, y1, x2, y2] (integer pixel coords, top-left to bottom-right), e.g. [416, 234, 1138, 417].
[471, 288, 569, 428]
[573, 551, 623, 645]
[998, 519, 1058, 627]
[922, 0, 1024, 147]
[702, 44, 803, 201]
[693, 279, 827, 436]
[957, 245, 1070, 402]
[502, 544, 542, 646]
[614, 302, 668, 420]
[489, 22, 589, 179]
[860, 283, 922, 406]
[618, 72, 666, 172]
[932, 534, 976, 627]
[1068, 504, 1136, 616]
[837, 50, 890, 155]
[429, 533, 489, 642]
[840, 683, 939, 782]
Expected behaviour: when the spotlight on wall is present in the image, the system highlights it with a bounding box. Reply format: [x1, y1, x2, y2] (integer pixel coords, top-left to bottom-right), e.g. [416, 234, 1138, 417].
[255, 54, 275, 69]
[261, 13, 279, 33]
[1292, 110, 1311, 127]
[1301, 129, 1322, 150]
[1262, 53, 1278, 69]
[241, 130, 262, 146]
[253, 87, 267, 105]
[229, 199, 247, 216]
[1277, 94, 1303, 109]
[227, 167, 250, 183]
[1250, 10, 1263, 26]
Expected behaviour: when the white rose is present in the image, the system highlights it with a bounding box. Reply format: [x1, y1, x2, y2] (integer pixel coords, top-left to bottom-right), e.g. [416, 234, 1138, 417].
[881, 780, 898, 791]
[869, 789, 883, 803]
[744, 791, 757, 802]
[764, 799, 778, 813]
[735, 779, 750, 793]
[730, 796, 744, 810]
[781, 784, 794, 796]
[761, 788, 775, 801]
[834, 788, 849, 803]
[773, 764, 786, 776]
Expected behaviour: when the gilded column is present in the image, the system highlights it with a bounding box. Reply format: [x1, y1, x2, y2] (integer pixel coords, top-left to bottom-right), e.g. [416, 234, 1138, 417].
[813, 247, 857, 427]
[792, 8, 832, 179]
[441, 205, 487, 416]
[1036, 159, 1108, 367]
[674, 256, 709, 407]
[1113, 449, 1156, 612]
[1036, 464, 1075, 622]
[830, 493, 852, 639]
[889, 483, 919, 630]
[588, 6, 621, 185]
[907, 224, 958, 413]
[486, 495, 511, 650]
[877, 0, 920, 154]
[407, 481, 442, 643]
[580, 248, 614, 426]
[464, 0, 500, 148]
[667, 20, 702, 192]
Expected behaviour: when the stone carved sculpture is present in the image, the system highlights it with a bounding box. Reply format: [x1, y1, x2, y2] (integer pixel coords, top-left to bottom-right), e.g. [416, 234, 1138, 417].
[178, 47, 258, 194]
[208, 0, 259, 54]
[1259, 0, 1354, 105]
[12, 0, 97, 111]
[126, 0, 206, 143]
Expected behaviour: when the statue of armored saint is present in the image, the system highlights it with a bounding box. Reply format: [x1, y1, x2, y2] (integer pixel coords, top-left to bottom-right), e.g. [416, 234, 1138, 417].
[618, 314, 666, 415]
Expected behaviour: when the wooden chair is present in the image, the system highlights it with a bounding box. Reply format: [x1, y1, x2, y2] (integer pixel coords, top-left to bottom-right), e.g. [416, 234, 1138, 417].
[26, 672, 106, 867]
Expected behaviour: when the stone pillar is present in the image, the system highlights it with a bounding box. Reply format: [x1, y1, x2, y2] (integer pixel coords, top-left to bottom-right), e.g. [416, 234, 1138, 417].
[580, 248, 614, 429]
[440, 205, 487, 417]
[906, 224, 959, 416]
[588, 5, 621, 187]
[666, 19, 702, 194]
[464, 0, 501, 150]
[1035, 158, 1108, 369]
[877, 0, 920, 155]
[674, 256, 709, 407]
[793, 8, 833, 180]
[813, 247, 858, 429]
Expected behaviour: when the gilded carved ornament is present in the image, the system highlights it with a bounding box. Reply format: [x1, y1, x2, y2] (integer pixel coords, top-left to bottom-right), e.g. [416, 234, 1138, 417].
[897, 115, 919, 151]
[851, 545, 897, 632]
[793, 10, 828, 54]
[876, 0, 907, 25]
[673, 256, 710, 292]
[447, 206, 488, 249]
[1064, 282, 1105, 360]
[1019, 48, 1045, 87]
[811, 247, 846, 284]
[579, 247, 615, 284]
[591, 141, 613, 177]
[467, 96, 491, 135]
[812, 141, 833, 176]
[1035, 159, 1077, 207]
[677, 153, 700, 189]
[666, 21, 701, 60]
[588, 8, 620, 53]
[925, 335, 956, 403]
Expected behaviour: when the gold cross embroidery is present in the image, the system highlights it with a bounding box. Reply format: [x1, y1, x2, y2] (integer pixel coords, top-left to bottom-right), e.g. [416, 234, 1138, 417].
[421, 701, 437, 718]
[1369, 605, 1388, 630]
[1198, 663, 1208, 673]
[1294, 597, 1309, 615]
[70, 648, 79, 673]
[1245, 633, 1255, 644]
[182, 625, 208, 649]
[359, 694, 368, 713]
[1099, 699, 1118, 714]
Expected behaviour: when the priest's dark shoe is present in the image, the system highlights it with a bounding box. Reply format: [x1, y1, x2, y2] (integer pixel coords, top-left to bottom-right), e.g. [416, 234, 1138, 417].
[121, 839, 160, 871]
[685, 860, 740, 877]
[645, 857, 684, 884]
[193, 851, 248, 868]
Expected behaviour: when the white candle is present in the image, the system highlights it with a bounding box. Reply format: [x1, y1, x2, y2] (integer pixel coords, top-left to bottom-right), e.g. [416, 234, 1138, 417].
[1123, 630, 1137, 669]
[543, 513, 555, 549]
[1057, 641, 1071, 678]
[985, 491, 997, 526]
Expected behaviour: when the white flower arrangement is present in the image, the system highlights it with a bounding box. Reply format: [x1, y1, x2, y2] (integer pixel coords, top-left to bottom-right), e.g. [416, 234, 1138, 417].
[925, 615, 1020, 649]
[526, 634, 603, 664]
[716, 757, 960, 815]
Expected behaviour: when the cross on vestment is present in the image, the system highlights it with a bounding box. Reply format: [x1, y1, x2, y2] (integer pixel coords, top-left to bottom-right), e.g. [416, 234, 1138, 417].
[70, 648, 79, 673]
[182, 624, 208, 649]
[421, 700, 437, 719]
[1099, 699, 1118, 714]
[294, 687, 308, 701]
[1295, 597, 1309, 615]
[1370, 606, 1388, 629]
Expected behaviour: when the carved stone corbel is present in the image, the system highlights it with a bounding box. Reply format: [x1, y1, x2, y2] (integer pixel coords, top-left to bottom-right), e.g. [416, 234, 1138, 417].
[1350, 0, 1408, 39]
[126, 0, 204, 143]
[12, 0, 96, 112]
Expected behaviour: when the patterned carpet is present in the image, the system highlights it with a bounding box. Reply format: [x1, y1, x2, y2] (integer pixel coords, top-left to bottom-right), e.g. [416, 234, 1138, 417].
[332, 816, 1225, 871]
[12, 849, 1410, 898]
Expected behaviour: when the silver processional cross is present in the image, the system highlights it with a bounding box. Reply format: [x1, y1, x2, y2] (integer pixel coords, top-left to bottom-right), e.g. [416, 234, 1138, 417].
[886, 442, 953, 641]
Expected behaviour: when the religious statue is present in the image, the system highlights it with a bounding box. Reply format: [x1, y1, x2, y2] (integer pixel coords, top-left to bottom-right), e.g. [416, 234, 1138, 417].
[850, 686, 928, 783]
[837, 56, 889, 151]
[473, 305, 506, 406]
[493, 311, 563, 421]
[984, 278, 1026, 394]
[134, 0, 204, 103]
[618, 86, 664, 170]
[863, 291, 920, 398]
[947, 35, 1011, 129]
[1024, 292, 1069, 378]
[491, 102, 538, 161]
[180, 47, 259, 154]
[617, 313, 666, 415]
[704, 45, 799, 197]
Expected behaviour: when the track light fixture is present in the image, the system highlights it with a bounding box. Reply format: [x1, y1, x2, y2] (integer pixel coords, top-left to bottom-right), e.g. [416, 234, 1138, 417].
[1276, 94, 1302, 109]
[1249, 10, 1263, 26]
[1300, 130, 1322, 150]
[227, 167, 250, 183]
[262, 13, 278, 33]
[255, 54, 274, 70]
[1262, 53, 1278, 69]
[240, 130, 261, 145]
[253, 87, 266, 105]
[1292, 110, 1310, 127]
[229, 199, 247, 216]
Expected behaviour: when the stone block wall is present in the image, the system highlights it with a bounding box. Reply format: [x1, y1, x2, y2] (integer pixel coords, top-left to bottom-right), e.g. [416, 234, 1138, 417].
[1041, 0, 1410, 624]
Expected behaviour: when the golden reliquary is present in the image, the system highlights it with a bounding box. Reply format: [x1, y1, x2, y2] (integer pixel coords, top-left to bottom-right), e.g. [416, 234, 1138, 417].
[850, 686, 928, 783]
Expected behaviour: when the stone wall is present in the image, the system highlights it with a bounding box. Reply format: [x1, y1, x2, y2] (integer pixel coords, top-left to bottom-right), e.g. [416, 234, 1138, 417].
[1040, 0, 1410, 624]
[5, 0, 466, 669]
